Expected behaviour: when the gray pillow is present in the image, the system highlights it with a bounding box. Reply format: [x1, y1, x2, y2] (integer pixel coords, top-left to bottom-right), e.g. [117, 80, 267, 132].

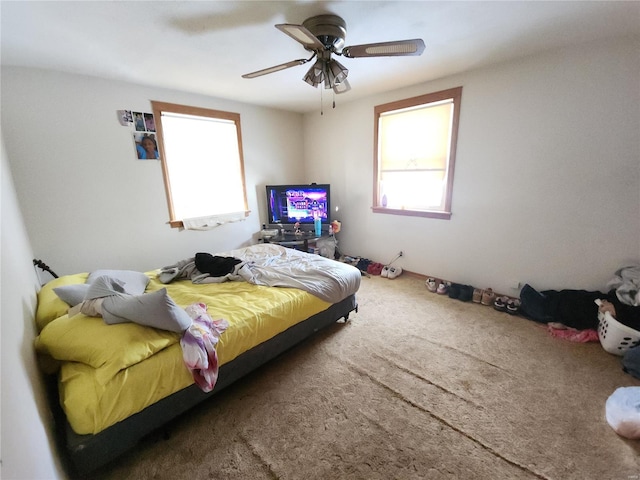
[101, 288, 192, 333]
[53, 270, 150, 306]
[87, 270, 149, 294]
[53, 284, 90, 306]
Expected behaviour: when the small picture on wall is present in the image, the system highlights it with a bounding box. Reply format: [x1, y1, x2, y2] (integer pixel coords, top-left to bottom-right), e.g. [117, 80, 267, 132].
[144, 113, 156, 132]
[133, 112, 146, 132]
[133, 133, 160, 160]
[118, 110, 133, 126]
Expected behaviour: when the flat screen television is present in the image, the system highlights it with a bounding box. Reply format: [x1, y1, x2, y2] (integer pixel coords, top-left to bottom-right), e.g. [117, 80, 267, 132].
[266, 184, 330, 231]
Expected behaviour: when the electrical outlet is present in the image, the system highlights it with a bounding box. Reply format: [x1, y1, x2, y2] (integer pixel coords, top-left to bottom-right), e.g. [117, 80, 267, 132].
[510, 280, 521, 290]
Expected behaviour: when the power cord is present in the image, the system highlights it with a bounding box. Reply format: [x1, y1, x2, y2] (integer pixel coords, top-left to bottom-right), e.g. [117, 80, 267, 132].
[386, 251, 403, 266]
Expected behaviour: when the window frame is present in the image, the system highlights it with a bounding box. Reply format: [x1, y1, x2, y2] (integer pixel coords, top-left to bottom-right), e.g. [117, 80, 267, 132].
[151, 101, 249, 228]
[372, 86, 462, 220]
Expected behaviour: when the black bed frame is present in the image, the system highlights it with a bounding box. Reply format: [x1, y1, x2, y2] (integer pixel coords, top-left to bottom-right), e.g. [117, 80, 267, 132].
[52, 295, 357, 477]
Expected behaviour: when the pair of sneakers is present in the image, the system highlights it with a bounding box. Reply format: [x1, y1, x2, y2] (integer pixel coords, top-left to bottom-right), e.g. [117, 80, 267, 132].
[426, 278, 446, 294]
[494, 296, 520, 315]
[381, 265, 403, 279]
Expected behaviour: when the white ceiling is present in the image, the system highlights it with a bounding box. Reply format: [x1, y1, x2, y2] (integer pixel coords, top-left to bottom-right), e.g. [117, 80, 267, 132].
[2, 1, 639, 113]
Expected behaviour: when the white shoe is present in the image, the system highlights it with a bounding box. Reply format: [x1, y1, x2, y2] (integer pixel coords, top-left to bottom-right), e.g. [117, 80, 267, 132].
[381, 265, 390, 278]
[387, 266, 403, 279]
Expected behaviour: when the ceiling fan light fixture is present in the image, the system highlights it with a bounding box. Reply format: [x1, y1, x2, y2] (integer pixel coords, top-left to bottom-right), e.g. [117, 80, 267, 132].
[327, 59, 348, 85]
[303, 59, 324, 87]
[333, 78, 351, 94]
[303, 73, 321, 88]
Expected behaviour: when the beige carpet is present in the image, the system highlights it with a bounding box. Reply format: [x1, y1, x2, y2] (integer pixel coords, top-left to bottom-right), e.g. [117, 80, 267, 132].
[91, 274, 640, 480]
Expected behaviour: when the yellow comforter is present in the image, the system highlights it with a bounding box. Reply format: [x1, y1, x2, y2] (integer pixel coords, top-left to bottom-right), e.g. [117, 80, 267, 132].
[35, 272, 330, 435]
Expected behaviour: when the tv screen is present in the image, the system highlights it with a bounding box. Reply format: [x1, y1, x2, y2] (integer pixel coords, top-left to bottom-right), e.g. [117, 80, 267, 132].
[266, 184, 330, 227]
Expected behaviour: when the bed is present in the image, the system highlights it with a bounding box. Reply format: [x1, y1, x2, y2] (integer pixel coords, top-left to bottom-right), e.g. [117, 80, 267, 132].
[34, 244, 360, 475]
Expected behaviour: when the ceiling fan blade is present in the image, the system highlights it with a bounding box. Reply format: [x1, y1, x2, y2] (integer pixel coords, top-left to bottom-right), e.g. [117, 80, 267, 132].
[333, 78, 351, 94]
[242, 58, 311, 79]
[275, 23, 325, 50]
[342, 39, 425, 58]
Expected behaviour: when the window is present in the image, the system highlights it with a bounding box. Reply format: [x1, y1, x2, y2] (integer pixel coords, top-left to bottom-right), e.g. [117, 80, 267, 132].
[373, 86, 462, 220]
[151, 101, 249, 229]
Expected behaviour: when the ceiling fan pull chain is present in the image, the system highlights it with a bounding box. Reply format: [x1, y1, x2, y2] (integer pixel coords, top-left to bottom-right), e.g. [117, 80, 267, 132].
[320, 87, 324, 115]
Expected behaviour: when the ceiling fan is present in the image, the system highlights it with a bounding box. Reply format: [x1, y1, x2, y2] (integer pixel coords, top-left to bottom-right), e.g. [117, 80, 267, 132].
[242, 14, 425, 94]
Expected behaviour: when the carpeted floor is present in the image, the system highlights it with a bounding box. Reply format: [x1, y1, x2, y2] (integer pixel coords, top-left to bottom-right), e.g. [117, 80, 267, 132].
[90, 273, 640, 480]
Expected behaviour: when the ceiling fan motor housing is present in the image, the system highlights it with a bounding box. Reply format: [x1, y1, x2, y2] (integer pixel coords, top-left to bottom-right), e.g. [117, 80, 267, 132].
[302, 14, 347, 51]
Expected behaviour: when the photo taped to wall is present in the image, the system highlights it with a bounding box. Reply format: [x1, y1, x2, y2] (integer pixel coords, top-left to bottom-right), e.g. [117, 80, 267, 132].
[133, 132, 159, 160]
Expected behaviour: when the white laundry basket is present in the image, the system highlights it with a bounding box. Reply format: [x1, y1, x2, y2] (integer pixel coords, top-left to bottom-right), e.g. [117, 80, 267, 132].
[598, 310, 640, 356]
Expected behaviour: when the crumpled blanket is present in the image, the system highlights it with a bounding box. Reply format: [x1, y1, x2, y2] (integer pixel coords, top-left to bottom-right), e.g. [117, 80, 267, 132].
[158, 244, 361, 305]
[69, 275, 192, 332]
[608, 266, 640, 307]
[181, 303, 229, 392]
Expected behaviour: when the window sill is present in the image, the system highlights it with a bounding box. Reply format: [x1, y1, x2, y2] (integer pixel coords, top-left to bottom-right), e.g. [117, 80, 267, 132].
[372, 206, 451, 220]
[169, 210, 251, 229]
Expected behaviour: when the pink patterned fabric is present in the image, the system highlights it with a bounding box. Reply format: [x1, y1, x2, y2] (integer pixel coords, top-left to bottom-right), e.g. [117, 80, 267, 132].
[547, 324, 599, 343]
[180, 303, 229, 392]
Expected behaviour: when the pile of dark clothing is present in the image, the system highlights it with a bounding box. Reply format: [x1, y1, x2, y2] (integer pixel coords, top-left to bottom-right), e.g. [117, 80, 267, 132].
[519, 266, 640, 331]
[159, 253, 243, 284]
[195, 253, 242, 276]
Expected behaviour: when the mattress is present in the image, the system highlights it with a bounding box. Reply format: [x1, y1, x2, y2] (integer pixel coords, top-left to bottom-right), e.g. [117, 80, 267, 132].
[36, 272, 331, 434]
[34, 244, 362, 436]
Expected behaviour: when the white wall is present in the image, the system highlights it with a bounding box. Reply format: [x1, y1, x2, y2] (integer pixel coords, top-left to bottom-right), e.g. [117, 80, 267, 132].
[1, 68, 306, 276]
[1, 137, 65, 479]
[305, 37, 640, 294]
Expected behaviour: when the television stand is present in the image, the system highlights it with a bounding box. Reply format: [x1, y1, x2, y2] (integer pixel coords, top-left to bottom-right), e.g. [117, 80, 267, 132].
[263, 232, 326, 253]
